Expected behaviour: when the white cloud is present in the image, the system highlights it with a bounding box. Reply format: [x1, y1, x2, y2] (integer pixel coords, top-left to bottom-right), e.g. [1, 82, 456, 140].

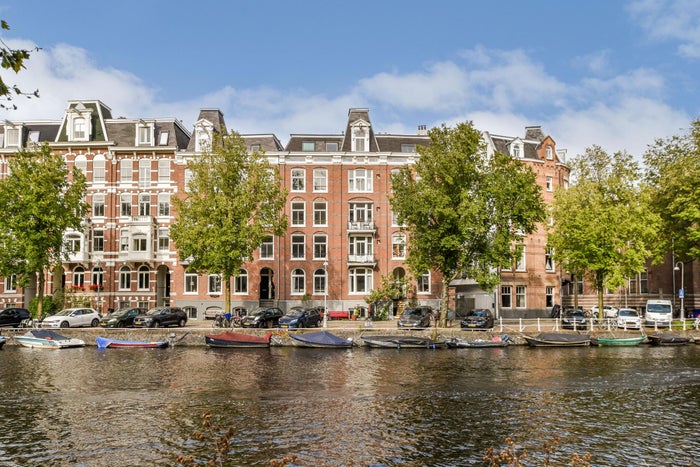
[628, 0, 700, 58]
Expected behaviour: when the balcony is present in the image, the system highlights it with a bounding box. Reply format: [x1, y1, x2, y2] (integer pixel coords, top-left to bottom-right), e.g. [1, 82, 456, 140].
[347, 221, 376, 233]
[66, 249, 89, 264]
[347, 254, 376, 267]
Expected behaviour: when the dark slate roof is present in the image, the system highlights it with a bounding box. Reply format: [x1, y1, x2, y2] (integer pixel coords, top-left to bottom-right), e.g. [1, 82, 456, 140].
[242, 135, 284, 151]
[524, 126, 545, 141]
[340, 108, 379, 152]
[56, 101, 112, 143]
[102, 119, 190, 149]
[285, 135, 343, 152]
[185, 109, 227, 151]
[487, 130, 547, 162]
[375, 135, 429, 152]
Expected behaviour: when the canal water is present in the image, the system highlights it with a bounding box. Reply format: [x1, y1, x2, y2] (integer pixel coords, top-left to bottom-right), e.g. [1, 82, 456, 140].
[0, 344, 698, 466]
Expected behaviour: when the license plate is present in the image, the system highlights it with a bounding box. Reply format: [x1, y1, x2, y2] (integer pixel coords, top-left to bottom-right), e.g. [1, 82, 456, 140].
[468, 324, 476, 327]
[281, 325, 288, 328]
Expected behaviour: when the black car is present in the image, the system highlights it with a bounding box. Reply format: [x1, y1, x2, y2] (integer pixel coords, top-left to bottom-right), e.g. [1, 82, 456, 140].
[460, 309, 495, 329]
[561, 308, 587, 330]
[278, 306, 322, 328]
[397, 307, 432, 329]
[0, 307, 31, 327]
[133, 306, 188, 328]
[100, 307, 147, 328]
[241, 307, 283, 328]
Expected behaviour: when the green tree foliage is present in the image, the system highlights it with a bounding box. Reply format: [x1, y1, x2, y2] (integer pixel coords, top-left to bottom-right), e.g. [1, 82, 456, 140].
[643, 120, 700, 262]
[0, 144, 88, 317]
[171, 132, 288, 315]
[0, 20, 40, 109]
[548, 146, 661, 318]
[390, 122, 546, 326]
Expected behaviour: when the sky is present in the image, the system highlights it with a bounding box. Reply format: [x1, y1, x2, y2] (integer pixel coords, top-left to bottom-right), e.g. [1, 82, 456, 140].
[1, 0, 699, 162]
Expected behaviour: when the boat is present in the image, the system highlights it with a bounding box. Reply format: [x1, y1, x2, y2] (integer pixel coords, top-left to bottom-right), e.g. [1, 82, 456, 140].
[204, 331, 272, 348]
[289, 331, 354, 348]
[446, 334, 511, 348]
[361, 335, 444, 349]
[14, 329, 85, 349]
[0, 336, 6, 349]
[590, 334, 647, 346]
[96, 336, 169, 349]
[646, 333, 691, 346]
[522, 332, 591, 347]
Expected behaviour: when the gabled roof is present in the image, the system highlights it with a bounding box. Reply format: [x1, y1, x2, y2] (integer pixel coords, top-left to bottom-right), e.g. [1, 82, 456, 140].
[56, 100, 112, 143]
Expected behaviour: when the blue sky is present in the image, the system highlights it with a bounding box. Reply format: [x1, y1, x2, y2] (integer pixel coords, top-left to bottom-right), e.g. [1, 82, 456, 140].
[1, 0, 699, 161]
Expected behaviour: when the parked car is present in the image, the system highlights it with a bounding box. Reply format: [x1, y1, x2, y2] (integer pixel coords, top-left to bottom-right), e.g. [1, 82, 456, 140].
[241, 307, 283, 328]
[460, 309, 495, 329]
[279, 306, 322, 328]
[591, 305, 618, 318]
[561, 308, 588, 330]
[0, 307, 30, 327]
[41, 308, 100, 328]
[616, 308, 642, 329]
[100, 307, 147, 328]
[397, 307, 432, 329]
[133, 306, 187, 328]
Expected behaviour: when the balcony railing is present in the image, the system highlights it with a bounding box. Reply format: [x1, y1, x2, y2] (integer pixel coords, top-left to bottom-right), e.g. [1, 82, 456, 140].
[347, 254, 376, 266]
[347, 221, 376, 233]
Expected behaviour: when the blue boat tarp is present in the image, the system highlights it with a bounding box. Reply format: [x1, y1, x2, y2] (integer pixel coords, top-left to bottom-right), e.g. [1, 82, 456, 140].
[290, 331, 353, 348]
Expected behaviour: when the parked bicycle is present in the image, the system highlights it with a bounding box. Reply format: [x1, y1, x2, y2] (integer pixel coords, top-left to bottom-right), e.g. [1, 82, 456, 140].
[212, 312, 232, 328]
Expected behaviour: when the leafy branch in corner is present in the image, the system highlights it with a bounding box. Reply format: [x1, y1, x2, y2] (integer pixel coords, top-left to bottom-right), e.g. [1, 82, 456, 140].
[0, 20, 40, 110]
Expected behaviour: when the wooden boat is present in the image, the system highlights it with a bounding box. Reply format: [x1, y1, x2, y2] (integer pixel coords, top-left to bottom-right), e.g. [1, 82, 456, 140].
[523, 332, 591, 347]
[0, 336, 6, 349]
[205, 331, 271, 348]
[289, 331, 353, 348]
[590, 335, 647, 346]
[14, 329, 85, 349]
[647, 333, 691, 346]
[446, 334, 511, 348]
[361, 335, 444, 349]
[96, 336, 169, 349]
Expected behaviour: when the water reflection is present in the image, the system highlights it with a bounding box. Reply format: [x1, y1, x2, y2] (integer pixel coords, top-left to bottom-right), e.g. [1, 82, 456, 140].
[0, 345, 698, 465]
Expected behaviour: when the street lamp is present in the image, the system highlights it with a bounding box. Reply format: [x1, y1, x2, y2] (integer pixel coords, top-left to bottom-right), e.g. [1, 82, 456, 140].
[323, 259, 329, 328]
[674, 261, 684, 320]
[95, 260, 102, 316]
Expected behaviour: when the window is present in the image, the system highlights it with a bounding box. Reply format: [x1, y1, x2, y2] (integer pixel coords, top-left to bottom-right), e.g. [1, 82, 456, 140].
[234, 269, 248, 294]
[93, 156, 106, 183]
[27, 130, 40, 144]
[138, 193, 150, 216]
[184, 169, 193, 191]
[392, 233, 406, 258]
[93, 230, 104, 252]
[120, 194, 132, 217]
[159, 131, 169, 146]
[640, 269, 648, 294]
[348, 202, 373, 224]
[417, 271, 430, 293]
[92, 194, 105, 217]
[158, 159, 170, 182]
[401, 144, 416, 153]
[314, 268, 327, 295]
[119, 229, 129, 252]
[185, 271, 198, 293]
[563, 179, 569, 189]
[120, 159, 133, 182]
[119, 267, 131, 290]
[158, 193, 170, 217]
[4, 274, 16, 292]
[349, 268, 373, 294]
[74, 155, 87, 174]
[313, 168, 327, 192]
[546, 286, 554, 308]
[352, 125, 368, 152]
[158, 228, 170, 251]
[138, 266, 150, 290]
[313, 234, 327, 259]
[291, 201, 305, 226]
[208, 275, 222, 294]
[516, 285, 526, 308]
[132, 234, 148, 252]
[138, 124, 152, 145]
[250, 144, 261, 152]
[139, 159, 151, 188]
[291, 269, 305, 295]
[291, 168, 305, 191]
[512, 144, 521, 158]
[91, 267, 104, 288]
[545, 248, 555, 272]
[73, 267, 85, 288]
[501, 285, 512, 308]
[349, 236, 373, 257]
[66, 233, 82, 253]
[546, 176, 553, 192]
[313, 201, 327, 226]
[184, 306, 197, 319]
[391, 210, 401, 227]
[291, 234, 305, 259]
[546, 146, 553, 160]
[349, 169, 372, 192]
[515, 247, 526, 271]
[73, 118, 86, 140]
[5, 128, 20, 147]
[302, 141, 315, 151]
[325, 142, 338, 151]
[260, 235, 274, 259]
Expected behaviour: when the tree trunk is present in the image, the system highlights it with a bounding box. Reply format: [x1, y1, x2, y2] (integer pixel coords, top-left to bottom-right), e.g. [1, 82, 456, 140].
[595, 270, 604, 321]
[439, 275, 450, 328]
[224, 275, 231, 316]
[36, 270, 45, 319]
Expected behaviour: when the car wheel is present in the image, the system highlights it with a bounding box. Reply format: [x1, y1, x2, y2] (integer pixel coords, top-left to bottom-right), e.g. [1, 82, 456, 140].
[60, 321, 69, 328]
[91, 318, 99, 327]
[117, 322, 125, 328]
[152, 321, 160, 328]
[178, 319, 186, 327]
[298, 322, 305, 328]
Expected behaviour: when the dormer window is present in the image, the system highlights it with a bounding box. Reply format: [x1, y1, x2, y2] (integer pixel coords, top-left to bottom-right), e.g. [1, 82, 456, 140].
[510, 140, 523, 159]
[67, 104, 92, 142]
[351, 121, 370, 152]
[73, 118, 86, 140]
[5, 127, 20, 148]
[158, 131, 169, 146]
[194, 121, 213, 153]
[546, 146, 553, 160]
[136, 121, 154, 146]
[302, 141, 315, 151]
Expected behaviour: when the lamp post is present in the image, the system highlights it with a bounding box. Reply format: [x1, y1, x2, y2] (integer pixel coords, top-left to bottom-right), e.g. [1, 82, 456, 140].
[674, 261, 684, 321]
[96, 260, 102, 316]
[323, 259, 329, 328]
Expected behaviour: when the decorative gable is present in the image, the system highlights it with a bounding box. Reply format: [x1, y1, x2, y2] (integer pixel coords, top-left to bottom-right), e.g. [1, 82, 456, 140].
[193, 119, 214, 153]
[350, 119, 370, 152]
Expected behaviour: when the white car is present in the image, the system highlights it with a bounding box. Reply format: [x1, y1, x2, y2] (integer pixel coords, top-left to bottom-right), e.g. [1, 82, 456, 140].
[591, 305, 618, 318]
[41, 308, 100, 328]
[616, 308, 642, 329]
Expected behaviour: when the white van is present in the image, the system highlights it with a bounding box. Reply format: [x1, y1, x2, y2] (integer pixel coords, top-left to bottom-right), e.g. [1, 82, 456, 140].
[644, 299, 673, 328]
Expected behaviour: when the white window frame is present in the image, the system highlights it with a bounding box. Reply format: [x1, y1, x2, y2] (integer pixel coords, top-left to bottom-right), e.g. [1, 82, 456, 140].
[119, 267, 131, 291]
[291, 268, 305, 295]
[93, 155, 106, 183]
[501, 285, 512, 308]
[93, 229, 104, 252]
[546, 176, 553, 192]
[260, 235, 274, 260]
[417, 271, 430, 294]
[137, 266, 150, 290]
[158, 193, 170, 217]
[313, 201, 327, 226]
[545, 248, 555, 272]
[291, 201, 305, 226]
[208, 274, 222, 294]
[515, 247, 526, 271]
[4, 274, 16, 292]
[349, 268, 373, 294]
[313, 234, 327, 260]
[291, 234, 305, 260]
[120, 193, 132, 217]
[291, 168, 305, 192]
[138, 193, 150, 217]
[392, 233, 406, 259]
[120, 158, 133, 182]
[92, 194, 105, 217]
[314, 268, 327, 295]
[349, 169, 373, 193]
[234, 269, 248, 294]
[158, 228, 170, 251]
[516, 285, 527, 308]
[137, 122, 154, 146]
[313, 168, 328, 192]
[158, 159, 170, 182]
[185, 271, 198, 294]
[132, 234, 148, 252]
[139, 159, 151, 188]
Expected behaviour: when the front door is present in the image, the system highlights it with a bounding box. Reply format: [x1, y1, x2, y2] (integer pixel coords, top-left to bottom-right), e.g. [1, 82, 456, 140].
[259, 268, 275, 300]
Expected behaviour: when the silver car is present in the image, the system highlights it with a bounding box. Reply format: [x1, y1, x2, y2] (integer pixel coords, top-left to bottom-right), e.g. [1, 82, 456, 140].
[616, 308, 642, 329]
[41, 308, 100, 328]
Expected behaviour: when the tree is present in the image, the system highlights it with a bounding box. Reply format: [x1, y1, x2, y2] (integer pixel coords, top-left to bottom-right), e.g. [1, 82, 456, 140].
[171, 131, 288, 316]
[0, 20, 40, 109]
[548, 146, 661, 319]
[0, 144, 88, 318]
[643, 120, 700, 262]
[390, 122, 546, 327]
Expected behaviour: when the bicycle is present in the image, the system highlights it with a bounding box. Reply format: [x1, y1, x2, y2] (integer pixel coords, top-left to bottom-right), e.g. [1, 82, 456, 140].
[212, 312, 232, 328]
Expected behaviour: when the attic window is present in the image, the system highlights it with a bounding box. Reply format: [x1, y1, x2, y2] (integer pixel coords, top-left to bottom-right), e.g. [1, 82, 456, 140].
[137, 123, 153, 146]
[512, 144, 522, 158]
[5, 128, 20, 147]
[546, 146, 553, 160]
[325, 142, 338, 151]
[159, 131, 169, 146]
[401, 144, 416, 153]
[302, 141, 314, 151]
[351, 123, 369, 152]
[28, 130, 40, 144]
[73, 118, 87, 140]
[250, 144, 261, 152]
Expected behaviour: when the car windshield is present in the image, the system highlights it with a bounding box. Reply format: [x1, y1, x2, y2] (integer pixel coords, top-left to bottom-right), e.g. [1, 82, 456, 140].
[56, 309, 75, 316]
[285, 310, 304, 317]
[566, 310, 585, 317]
[469, 310, 488, 317]
[146, 308, 164, 316]
[620, 309, 638, 317]
[250, 309, 266, 317]
[402, 309, 423, 317]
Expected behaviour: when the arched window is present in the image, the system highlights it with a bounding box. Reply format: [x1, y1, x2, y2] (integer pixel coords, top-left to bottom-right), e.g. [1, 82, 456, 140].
[313, 268, 327, 295]
[119, 266, 131, 290]
[74, 155, 87, 174]
[91, 266, 104, 289]
[92, 154, 106, 183]
[72, 266, 85, 289]
[291, 268, 305, 295]
[137, 266, 150, 290]
[392, 233, 406, 258]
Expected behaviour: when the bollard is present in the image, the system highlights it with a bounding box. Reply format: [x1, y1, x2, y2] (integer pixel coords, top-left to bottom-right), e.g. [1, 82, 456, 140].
[519, 318, 523, 332]
[537, 318, 541, 332]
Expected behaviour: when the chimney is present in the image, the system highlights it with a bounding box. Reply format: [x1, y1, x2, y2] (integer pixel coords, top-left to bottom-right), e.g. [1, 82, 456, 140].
[417, 124, 428, 135]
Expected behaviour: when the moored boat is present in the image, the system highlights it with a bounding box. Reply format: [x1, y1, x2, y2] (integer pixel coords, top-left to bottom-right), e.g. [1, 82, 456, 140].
[590, 334, 647, 346]
[96, 336, 169, 349]
[15, 330, 85, 349]
[523, 332, 591, 347]
[0, 336, 6, 349]
[646, 333, 690, 346]
[205, 331, 272, 348]
[361, 335, 444, 349]
[446, 334, 511, 348]
[289, 331, 353, 348]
